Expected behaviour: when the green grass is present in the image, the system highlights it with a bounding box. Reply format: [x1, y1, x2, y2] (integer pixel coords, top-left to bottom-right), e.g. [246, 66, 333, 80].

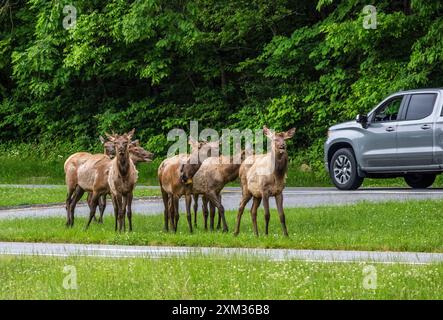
[0, 157, 161, 185]
[2, 154, 439, 188]
[3, 141, 438, 187]
[1, 200, 442, 252]
[0, 255, 441, 299]
[0, 186, 161, 208]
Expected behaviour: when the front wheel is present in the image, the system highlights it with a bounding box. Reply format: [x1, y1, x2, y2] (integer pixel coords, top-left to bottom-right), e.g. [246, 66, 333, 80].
[329, 148, 364, 190]
[404, 174, 436, 189]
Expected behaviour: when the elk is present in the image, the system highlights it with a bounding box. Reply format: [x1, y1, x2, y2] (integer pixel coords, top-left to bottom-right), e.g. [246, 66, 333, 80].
[66, 153, 112, 228]
[107, 129, 138, 232]
[234, 126, 295, 236]
[190, 148, 246, 232]
[158, 139, 217, 233]
[64, 136, 114, 227]
[90, 139, 154, 223]
[64, 152, 94, 226]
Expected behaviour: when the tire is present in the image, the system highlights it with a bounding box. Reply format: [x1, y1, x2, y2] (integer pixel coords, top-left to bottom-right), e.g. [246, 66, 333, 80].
[404, 173, 436, 189]
[329, 148, 364, 190]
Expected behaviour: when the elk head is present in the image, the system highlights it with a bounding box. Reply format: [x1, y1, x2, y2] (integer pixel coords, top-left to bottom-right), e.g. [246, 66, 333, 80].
[129, 140, 154, 163]
[179, 138, 219, 184]
[263, 126, 296, 155]
[106, 129, 135, 159]
[100, 135, 116, 159]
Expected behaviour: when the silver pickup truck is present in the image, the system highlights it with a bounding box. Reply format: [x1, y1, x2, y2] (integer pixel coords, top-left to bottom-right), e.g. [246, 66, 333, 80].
[324, 88, 443, 190]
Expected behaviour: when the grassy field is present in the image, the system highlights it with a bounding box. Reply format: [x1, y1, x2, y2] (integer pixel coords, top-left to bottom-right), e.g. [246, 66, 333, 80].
[0, 157, 161, 185]
[0, 186, 161, 208]
[0, 154, 329, 186]
[1, 200, 442, 252]
[0, 255, 441, 299]
[0, 143, 432, 188]
[0, 156, 437, 188]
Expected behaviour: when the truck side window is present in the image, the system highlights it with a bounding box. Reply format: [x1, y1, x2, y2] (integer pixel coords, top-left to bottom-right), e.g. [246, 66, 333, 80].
[405, 93, 437, 120]
[373, 97, 403, 122]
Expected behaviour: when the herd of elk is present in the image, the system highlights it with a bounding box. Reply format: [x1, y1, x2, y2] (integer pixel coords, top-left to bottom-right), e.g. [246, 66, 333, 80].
[64, 129, 153, 230]
[64, 126, 295, 236]
[157, 139, 218, 232]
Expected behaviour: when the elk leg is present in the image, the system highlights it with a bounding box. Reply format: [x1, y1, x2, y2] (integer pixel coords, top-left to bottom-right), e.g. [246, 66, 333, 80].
[68, 186, 84, 228]
[167, 194, 175, 231]
[65, 186, 75, 226]
[114, 195, 124, 232]
[173, 196, 180, 232]
[208, 192, 228, 232]
[127, 192, 133, 232]
[98, 194, 106, 223]
[111, 195, 118, 232]
[263, 195, 270, 235]
[250, 197, 262, 237]
[209, 199, 216, 231]
[86, 193, 97, 222]
[202, 195, 209, 230]
[216, 193, 222, 230]
[161, 188, 169, 232]
[172, 195, 180, 233]
[185, 194, 193, 233]
[234, 193, 252, 236]
[120, 195, 128, 232]
[275, 193, 288, 237]
[193, 194, 198, 227]
[85, 192, 100, 230]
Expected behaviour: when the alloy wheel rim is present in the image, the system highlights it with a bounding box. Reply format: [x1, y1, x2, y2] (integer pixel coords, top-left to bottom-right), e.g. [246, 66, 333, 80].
[333, 155, 352, 184]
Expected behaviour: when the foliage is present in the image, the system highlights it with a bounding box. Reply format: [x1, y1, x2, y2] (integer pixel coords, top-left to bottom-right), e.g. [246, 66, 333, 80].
[1, 0, 442, 165]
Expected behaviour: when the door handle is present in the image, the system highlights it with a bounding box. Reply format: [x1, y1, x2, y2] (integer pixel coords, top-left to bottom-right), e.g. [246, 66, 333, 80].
[385, 126, 395, 132]
[421, 124, 432, 130]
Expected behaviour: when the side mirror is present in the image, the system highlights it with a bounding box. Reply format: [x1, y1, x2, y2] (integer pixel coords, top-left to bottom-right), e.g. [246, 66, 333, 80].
[356, 114, 368, 128]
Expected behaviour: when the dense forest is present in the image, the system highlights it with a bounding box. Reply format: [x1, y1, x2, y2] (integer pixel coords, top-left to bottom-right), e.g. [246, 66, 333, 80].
[0, 0, 442, 165]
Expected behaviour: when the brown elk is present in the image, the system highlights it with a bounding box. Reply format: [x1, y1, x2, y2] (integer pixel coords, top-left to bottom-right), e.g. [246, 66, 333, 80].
[234, 126, 295, 236]
[64, 152, 94, 226]
[64, 135, 116, 226]
[107, 129, 138, 232]
[66, 153, 112, 228]
[91, 139, 154, 223]
[64, 135, 152, 227]
[190, 149, 246, 232]
[158, 139, 217, 233]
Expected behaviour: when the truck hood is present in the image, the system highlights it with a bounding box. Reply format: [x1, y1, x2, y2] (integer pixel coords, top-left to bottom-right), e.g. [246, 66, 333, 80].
[329, 120, 360, 131]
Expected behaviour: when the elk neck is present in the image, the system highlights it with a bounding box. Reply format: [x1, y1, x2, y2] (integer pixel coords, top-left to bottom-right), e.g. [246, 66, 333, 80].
[116, 150, 130, 177]
[274, 149, 288, 178]
[223, 157, 242, 183]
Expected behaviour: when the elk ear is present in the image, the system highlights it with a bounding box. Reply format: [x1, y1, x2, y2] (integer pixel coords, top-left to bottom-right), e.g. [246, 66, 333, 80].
[188, 136, 199, 150]
[99, 136, 105, 144]
[283, 127, 296, 140]
[127, 128, 135, 140]
[263, 126, 274, 139]
[131, 139, 140, 146]
[105, 132, 115, 141]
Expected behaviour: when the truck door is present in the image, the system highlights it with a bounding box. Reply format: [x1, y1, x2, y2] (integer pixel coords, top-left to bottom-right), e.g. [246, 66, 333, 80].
[396, 93, 437, 166]
[360, 95, 404, 168]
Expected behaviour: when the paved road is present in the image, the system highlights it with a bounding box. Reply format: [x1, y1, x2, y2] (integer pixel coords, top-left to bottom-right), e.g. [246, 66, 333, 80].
[0, 241, 441, 264]
[2, 187, 443, 220]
